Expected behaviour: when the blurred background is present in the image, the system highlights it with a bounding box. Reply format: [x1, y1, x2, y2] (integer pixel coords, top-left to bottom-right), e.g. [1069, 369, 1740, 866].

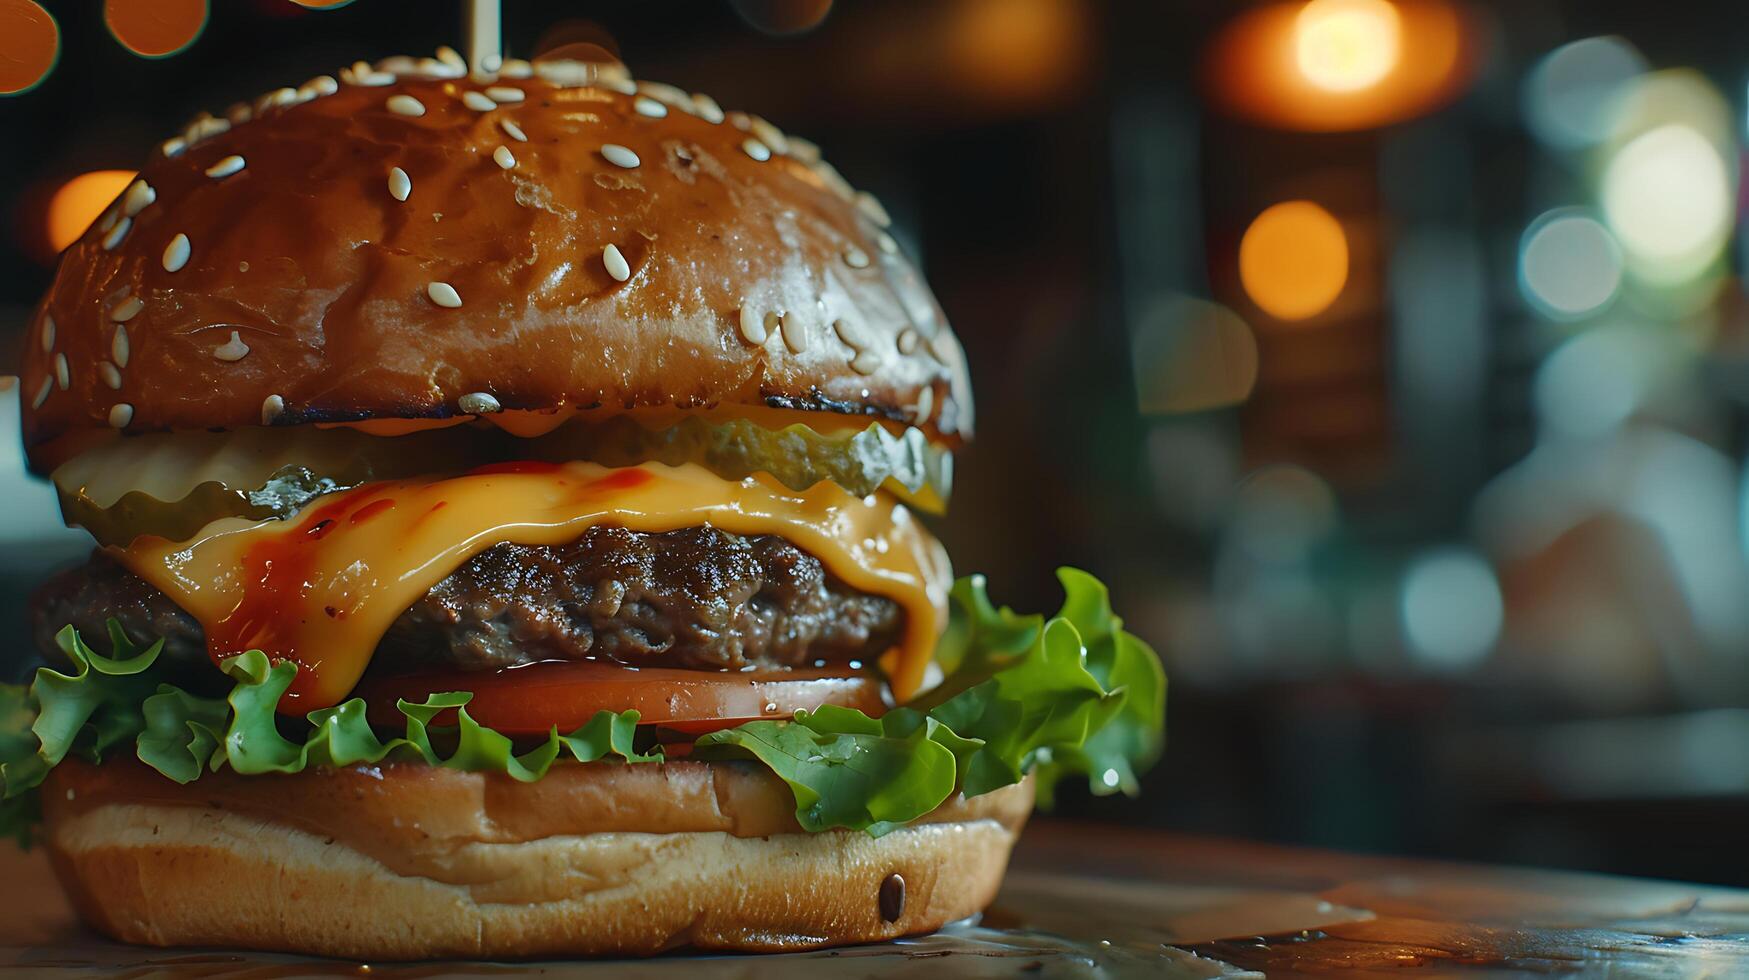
[5, 0, 1749, 885]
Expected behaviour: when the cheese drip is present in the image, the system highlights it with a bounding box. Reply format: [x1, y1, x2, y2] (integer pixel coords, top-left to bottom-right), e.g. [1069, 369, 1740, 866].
[113, 462, 950, 710]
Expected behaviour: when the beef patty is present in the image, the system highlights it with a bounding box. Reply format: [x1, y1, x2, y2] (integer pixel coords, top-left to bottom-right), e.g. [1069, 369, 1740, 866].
[32, 526, 904, 677]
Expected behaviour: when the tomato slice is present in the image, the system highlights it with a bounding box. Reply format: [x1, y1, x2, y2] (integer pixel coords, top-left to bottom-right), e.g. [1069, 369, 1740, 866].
[355, 660, 887, 736]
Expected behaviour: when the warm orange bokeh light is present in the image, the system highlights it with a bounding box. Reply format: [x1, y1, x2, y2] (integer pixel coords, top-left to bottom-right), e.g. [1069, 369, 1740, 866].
[1206, 0, 1473, 132]
[105, 0, 208, 58]
[1239, 201, 1349, 322]
[0, 0, 58, 95]
[47, 170, 135, 253]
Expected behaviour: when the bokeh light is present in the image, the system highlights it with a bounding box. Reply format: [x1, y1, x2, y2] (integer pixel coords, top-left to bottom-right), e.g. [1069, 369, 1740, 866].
[105, 0, 208, 59]
[46, 170, 135, 253]
[1131, 296, 1259, 414]
[1204, 0, 1472, 132]
[1401, 548, 1502, 670]
[1295, 0, 1402, 93]
[1230, 464, 1339, 564]
[945, 0, 1088, 107]
[1522, 36, 1646, 150]
[1533, 325, 1683, 440]
[730, 0, 833, 36]
[532, 21, 622, 62]
[1601, 123, 1733, 285]
[1518, 210, 1623, 321]
[1239, 201, 1349, 322]
[0, 0, 57, 96]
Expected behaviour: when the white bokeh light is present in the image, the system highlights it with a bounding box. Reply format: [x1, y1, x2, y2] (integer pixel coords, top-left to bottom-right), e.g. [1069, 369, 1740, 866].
[1601, 123, 1733, 283]
[1523, 37, 1647, 149]
[1518, 210, 1623, 320]
[1401, 548, 1503, 671]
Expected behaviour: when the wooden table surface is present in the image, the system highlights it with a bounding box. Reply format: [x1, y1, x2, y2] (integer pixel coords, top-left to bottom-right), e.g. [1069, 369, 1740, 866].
[4, 819, 1748, 977]
[1016, 822, 1749, 977]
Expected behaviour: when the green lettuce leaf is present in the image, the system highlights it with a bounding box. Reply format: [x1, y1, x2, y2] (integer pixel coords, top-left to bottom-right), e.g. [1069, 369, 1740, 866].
[0, 568, 1165, 844]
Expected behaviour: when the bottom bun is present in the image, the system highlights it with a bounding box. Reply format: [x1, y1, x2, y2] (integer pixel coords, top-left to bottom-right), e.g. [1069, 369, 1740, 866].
[41, 758, 1033, 959]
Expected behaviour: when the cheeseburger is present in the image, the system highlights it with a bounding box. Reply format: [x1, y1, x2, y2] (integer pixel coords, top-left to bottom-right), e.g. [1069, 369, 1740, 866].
[2, 51, 1164, 959]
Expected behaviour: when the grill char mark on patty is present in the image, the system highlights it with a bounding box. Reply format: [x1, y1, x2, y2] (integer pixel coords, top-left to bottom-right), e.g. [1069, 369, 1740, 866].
[32, 526, 905, 678]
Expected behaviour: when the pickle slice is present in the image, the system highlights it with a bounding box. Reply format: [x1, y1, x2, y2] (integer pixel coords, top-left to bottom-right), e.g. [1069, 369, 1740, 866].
[54, 414, 953, 547]
[526, 415, 951, 508]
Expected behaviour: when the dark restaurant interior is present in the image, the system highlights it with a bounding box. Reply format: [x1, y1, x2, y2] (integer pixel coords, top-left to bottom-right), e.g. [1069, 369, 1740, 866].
[5, 0, 1749, 888]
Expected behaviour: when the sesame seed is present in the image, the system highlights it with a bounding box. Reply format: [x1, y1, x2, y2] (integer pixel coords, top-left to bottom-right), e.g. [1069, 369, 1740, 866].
[878, 231, 899, 254]
[266, 88, 299, 109]
[458, 391, 502, 414]
[98, 362, 122, 389]
[750, 116, 789, 155]
[851, 350, 883, 375]
[122, 179, 156, 217]
[857, 192, 893, 227]
[30, 376, 51, 409]
[814, 160, 855, 201]
[535, 60, 593, 87]
[738, 306, 769, 345]
[387, 94, 427, 117]
[914, 385, 934, 423]
[162, 137, 186, 158]
[436, 45, 466, 69]
[842, 245, 870, 269]
[600, 77, 637, 95]
[493, 145, 517, 170]
[427, 281, 463, 307]
[782, 316, 809, 354]
[38, 314, 54, 353]
[634, 97, 668, 119]
[53, 353, 69, 390]
[482, 53, 503, 73]
[388, 167, 412, 202]
[162, 233, 192, 273]
[728, 111, 752, 132]
[462, 91, 496, 112]
[205, 155, 246, 179]
[112, 325, 130, 367]
[501, 58, 533, 79]
[261, 394, 285, 424]
[638, 80, 689, 105]
[213, 331, 250, 362]
[227, 102, 253, 125]
[108, 403, 133, 428]
[355, 70, 395, 86]
[486, 86, 524, 103]
[787, 135, 822, 164]
[897, 329, 920, 355]
[603, 244, 631, 282]
[98, 208, 120, 233]
[741, 139, 772, 163]
[501, 119, 527, 142]
[833, 318, 869, 350]
[601, 144, 640, 169]
[306, 74, 339, 97]
[101, 217, 132, 251]
[193, 116, 230, 140]
[111, 296, 143, 322]
[691, 93, 725, 124]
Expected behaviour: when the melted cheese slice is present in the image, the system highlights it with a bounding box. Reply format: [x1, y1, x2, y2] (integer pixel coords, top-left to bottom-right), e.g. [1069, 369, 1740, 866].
[113, 462, 950, 711]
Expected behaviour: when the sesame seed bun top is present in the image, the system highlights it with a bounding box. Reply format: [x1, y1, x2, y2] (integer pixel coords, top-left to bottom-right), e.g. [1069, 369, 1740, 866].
[18, 54, 972, 472]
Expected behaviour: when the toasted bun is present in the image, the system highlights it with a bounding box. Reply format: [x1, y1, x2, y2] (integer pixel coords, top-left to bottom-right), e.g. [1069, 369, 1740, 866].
[20, 55, 971, 471]
[41, 757, 1030, 959]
